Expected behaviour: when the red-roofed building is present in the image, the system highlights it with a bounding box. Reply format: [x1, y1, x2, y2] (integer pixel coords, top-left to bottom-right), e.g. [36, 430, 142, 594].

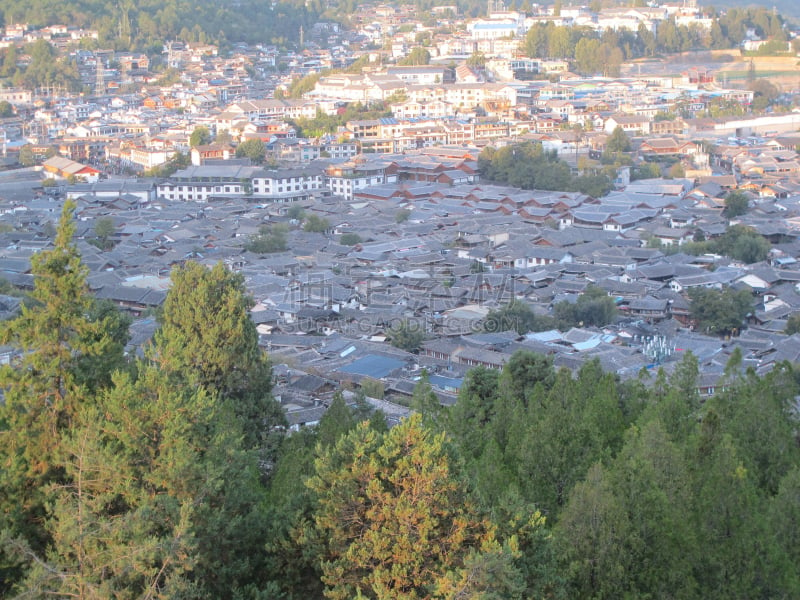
[42, 156, 101, 183]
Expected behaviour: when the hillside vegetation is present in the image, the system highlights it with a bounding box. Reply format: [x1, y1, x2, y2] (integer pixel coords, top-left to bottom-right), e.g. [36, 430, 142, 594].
[0, 0, 321, 48]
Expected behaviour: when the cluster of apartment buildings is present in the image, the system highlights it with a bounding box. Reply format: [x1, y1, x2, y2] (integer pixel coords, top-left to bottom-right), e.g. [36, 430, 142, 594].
[155, 146, 477, 202]
[0, 0, 796, 179]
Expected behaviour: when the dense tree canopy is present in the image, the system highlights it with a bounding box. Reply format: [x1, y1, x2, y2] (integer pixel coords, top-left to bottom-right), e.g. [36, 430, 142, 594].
[189, 126, 212, 148]
[339, 232, 362, 246]
[0, 210, 284, 596]
[680, 224, 772, 264]
[0, 40, 81, 91]
[479, 141, 612, 195]
[723, 190, 750, 218]
[305, 414, 523, 599]
[605, 126, 632, 158]
[303, 213, 331, 233]
[688, 285, 753, 336]
[388, 318, 426, 352]
[484, 299, 555, 334]
[553, 284, 618, 328]
[397, 46, 431, 66]
[0, 201, 128, 584]
[236, 138, 267, 164]
[245, 223, 289, 253]
[713, 224, 771, 263]
[785, 312, 800, 335]
[485, 287, 617, 334]
[0, 0, 322, 50]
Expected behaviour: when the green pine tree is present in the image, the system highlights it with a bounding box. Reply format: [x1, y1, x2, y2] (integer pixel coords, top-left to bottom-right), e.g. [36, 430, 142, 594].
[0, 200, 128, 581]
[306, 415, 518, 599]
[151, 261, 284, 449]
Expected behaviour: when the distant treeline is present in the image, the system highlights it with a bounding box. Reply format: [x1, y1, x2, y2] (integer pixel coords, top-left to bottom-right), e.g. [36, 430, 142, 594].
[0, 1, 793, 56]
[0, 0, 323, 50]
[523, 7, 791, 76]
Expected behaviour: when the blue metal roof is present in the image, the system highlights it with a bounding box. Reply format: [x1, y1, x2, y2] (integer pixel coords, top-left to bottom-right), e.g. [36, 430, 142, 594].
[338, 354, 404, 379]
[428, 375, 463, 391]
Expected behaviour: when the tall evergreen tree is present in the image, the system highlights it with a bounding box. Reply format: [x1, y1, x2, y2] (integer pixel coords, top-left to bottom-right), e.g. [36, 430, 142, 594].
[264, 428, 324, 599]
[555, 463, 632, 599]
[409, 371, 442, 425]
[7, 390, 197, 598]
[306, 415, 519, 599]
[1, 200, 95, 451]
[608, 420, 698, 598]
[12, 361, 277, 599]
[767, 466, 800, 596]
[707, 363, 800, 495]
[316, 391, 356, 449]
[151, 261, 283, 448]
[0, 200, 128, 585]
[446, 366, 500, 460]
[690, 411, 769, 599]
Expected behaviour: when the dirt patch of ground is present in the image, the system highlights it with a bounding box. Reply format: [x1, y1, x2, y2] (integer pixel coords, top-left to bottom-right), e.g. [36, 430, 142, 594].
[624, 51, 800, 91]
[717, 57, 800, 91]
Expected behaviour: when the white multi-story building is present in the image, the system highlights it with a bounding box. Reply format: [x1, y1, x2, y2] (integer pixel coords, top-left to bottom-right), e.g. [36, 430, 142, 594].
[467, 20, 519, 40]
[322, 140, 359, 159]
[324, 159, 397, 201]
[313, 74, 376, 102]
[385, 66, 453, 85]
[156, 165, 261, 201]
[226, 98, 337, 120]
[390, 99, 455, 119]
[0, 88, 32, 104]
[594, 7, 666, 32]
[127, 147, 175, 171]
[252, 167, 325, 200]
[156, 164, 325, 202]
[406, 83, 517, 110]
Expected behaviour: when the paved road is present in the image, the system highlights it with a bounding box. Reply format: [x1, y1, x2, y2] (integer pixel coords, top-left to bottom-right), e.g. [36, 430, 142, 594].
[0, 168, 41, 182]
